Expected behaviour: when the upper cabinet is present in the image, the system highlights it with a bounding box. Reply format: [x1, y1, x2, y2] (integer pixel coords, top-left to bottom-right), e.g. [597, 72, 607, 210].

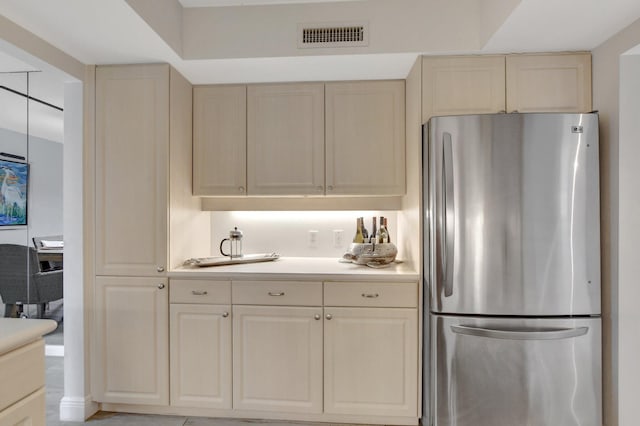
[95, 64, 169, 276]
[422, 52, 592, 122]
[325, 81, 406, 196]
[95, 63, 202, 275]
[422, 55, 506, 122]
[247, 83, 324, 196]
[506, 53, 592, 113]
[194, 80, 406, 198]
[193, 85, 247, 196]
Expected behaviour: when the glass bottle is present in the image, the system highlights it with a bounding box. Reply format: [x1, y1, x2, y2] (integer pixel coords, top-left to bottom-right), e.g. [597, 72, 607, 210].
[352, 217, 364, 243]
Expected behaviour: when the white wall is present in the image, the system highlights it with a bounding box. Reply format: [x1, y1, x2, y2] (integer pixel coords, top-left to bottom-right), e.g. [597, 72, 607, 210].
[26, 133, 63, 238]
[592, 16, 640, 426]
[182, 0, 482, 60]
[210, 211, 398, 260]
[618, 51, 640, 426]
[59, 77, 98, 422]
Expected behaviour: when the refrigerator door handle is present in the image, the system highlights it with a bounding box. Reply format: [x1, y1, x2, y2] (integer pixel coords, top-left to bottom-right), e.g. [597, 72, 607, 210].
[443, 132, 455, 297]
[451, 325, 589, 340]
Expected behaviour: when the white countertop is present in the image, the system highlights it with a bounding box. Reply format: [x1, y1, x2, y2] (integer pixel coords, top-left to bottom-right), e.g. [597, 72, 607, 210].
[0, 318, 57, 356]
[170, 256, 419, 282]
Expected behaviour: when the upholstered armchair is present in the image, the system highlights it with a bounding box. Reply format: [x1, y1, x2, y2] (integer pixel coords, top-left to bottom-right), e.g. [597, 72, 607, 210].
[0, 244, 63, 318]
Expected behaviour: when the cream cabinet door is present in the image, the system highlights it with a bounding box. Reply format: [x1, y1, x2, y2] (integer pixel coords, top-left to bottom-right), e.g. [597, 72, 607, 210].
[233, 305, 323, 413]
[325, 81, 405, 196]
[193, 85, 247, 196]
[92, 276, 169, 405]
[506, 53, 592, 113]
[95, 64, 168, 276]
[247, 83, 325, 195]
[422, 55, 506, 122]
[324, 307, 418, 417]
[170, 303, 232, 409]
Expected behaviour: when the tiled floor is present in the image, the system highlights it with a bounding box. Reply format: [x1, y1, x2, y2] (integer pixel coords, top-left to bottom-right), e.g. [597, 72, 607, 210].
[45, 357, 370, 426]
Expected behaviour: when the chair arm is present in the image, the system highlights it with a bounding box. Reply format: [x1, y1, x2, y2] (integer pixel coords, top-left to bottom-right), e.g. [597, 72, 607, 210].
[33, 269, 63, 301]
[35, 270, 63, 278]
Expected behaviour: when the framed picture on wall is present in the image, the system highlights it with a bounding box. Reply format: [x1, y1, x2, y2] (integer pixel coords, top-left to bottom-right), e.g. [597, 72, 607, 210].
[0, 158, 28, 227]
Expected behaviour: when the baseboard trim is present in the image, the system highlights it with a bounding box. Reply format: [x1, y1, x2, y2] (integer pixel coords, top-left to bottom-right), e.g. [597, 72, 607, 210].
[45, 344, 64, 357]
[59, 395, 100, 421]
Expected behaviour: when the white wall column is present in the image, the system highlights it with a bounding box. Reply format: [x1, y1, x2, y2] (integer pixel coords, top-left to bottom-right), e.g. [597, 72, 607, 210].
[618, 47, 640, 426]
[59, 80, 98, 421]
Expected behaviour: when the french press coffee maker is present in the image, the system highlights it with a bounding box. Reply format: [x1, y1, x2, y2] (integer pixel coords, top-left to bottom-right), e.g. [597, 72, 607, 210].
[220, 226, 243, 258]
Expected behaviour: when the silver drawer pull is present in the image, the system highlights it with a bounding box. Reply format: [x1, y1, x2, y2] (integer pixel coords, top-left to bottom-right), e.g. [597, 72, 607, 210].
[268, 292, 285, 297]
[361, 293, 379, 298]
[222, 312, 229, 318]
[191, 290, 208, 296]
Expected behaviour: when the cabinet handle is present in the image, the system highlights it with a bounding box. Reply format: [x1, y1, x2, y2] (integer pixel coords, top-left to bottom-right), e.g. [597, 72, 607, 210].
[361, 293, 379, 298]
[192, 290, 208, 296]
[325, 314, 333, 320]
[327, 185, 334, 191]
[314, 314, 321, 320]
[157, 266, 165, 273]
[158, 283, 165, 289]
[268, 291, 285, 297]
[238, 186, 245, 193]
[222, 312, 229, 318]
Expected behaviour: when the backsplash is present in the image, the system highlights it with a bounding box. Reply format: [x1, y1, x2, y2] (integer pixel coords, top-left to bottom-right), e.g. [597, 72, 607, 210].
[210, 211, 397, 258]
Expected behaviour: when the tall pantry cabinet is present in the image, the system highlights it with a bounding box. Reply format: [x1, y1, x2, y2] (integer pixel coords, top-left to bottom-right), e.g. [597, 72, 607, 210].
[92, 64, 206, 405]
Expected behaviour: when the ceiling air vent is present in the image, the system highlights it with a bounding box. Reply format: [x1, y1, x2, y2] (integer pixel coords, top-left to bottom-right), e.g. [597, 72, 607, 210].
[298, 22, 369, 48]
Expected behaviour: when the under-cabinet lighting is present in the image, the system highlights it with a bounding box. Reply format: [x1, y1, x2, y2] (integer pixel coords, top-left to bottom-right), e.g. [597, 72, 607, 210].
[229, 210, 395, 223]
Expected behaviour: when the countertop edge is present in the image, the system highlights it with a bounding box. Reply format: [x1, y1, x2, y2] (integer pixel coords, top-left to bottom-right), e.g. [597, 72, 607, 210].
[168, 270, 420, 282]
[0, 318, 57, 356]
[169, 257, 419, 282]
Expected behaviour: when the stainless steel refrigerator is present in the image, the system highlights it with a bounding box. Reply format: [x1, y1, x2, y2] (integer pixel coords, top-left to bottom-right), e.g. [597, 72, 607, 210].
[423, 113, 602, 426]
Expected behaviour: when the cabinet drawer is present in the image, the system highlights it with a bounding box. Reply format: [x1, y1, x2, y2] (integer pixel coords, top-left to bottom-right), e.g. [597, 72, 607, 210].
[324, 281, 418, 308]
[232, 281, 322, 306]
[0, 387, 45, 426]
[170, 279, 231, 304]
[0, 340, 45, 412]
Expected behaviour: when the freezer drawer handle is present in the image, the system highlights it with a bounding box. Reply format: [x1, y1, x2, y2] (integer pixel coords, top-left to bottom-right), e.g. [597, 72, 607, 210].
[450, 325, 589, 340]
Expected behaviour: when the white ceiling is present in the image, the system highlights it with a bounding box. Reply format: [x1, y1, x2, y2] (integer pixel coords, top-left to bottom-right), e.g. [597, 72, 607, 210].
[483, 0, 640, 53]
[1, 0, 640, 82]
[0, 53, 64, 144]
[0, 50, 38, 72]
[0, 0, 639, 145]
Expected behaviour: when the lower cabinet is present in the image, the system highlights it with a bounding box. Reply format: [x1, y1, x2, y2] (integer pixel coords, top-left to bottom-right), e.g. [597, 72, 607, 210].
[0, 339, 47, 426]
[0, 388, 46, 426]
[161, 279, 419, 422]
[170, 303, 232, 408]
[232, 305, 324, 413]
[324, 307, 418, 417]
[92, 276, 169, 405]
